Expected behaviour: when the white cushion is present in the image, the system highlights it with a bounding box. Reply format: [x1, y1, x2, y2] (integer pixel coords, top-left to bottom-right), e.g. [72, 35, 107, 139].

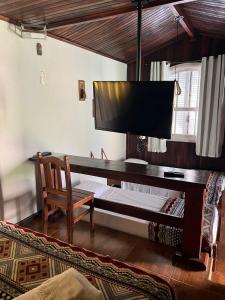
[124, 158, 148, 165]
[74, 180, 109, 197]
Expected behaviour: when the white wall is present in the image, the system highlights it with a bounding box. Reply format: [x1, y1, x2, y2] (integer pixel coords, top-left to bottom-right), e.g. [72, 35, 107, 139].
[0, 20, 127, 223]
[20, 32, 127, 160]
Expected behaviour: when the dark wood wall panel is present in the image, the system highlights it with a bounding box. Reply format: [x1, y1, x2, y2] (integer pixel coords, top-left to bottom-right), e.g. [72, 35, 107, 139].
[127, 34, 225, 171]
[127, 137, 225, 171]
[142, 34, 225, 82]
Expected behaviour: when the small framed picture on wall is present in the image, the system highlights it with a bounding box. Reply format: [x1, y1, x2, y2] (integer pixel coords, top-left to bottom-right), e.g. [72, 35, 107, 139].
[78, 80, 86, 101]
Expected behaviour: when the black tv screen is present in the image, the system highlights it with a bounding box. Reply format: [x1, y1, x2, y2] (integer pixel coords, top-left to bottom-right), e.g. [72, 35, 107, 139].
[93, 81, 175, 139]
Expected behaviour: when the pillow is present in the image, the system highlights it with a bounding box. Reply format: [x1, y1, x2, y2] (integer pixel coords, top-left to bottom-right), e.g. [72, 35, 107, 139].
[14, 268, 104, 300]
[74, 180, 109, 197]
[124, 158, 148, 165]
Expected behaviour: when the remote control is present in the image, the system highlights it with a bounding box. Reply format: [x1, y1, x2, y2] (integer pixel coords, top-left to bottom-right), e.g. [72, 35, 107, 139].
[164, 171, 184, 178]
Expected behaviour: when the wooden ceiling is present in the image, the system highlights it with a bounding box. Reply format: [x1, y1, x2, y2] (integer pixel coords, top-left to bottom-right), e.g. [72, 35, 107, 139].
[0, 0, 225, 63]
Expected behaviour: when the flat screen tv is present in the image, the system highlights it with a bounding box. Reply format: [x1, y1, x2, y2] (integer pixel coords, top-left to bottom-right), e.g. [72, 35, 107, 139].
[93, 81, 175, 139]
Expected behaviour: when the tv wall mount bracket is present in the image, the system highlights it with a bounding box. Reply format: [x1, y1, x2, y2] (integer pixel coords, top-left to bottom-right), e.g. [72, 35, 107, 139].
[132, 0, 154, 5]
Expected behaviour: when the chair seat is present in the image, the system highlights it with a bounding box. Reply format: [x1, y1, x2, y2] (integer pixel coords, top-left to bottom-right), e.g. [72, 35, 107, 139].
[46, 188, 94, 209]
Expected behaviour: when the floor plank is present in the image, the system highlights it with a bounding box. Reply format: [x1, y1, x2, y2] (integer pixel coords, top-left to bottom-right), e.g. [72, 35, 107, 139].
[125, 239, 175, 278]
[169, 279, 225, 300]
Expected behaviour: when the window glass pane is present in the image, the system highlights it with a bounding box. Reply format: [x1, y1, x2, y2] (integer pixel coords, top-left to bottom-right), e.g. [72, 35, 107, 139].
[172, 111, 176, 134]
[176, 72, 187, 108]
[173, 111, 197, 136]
[188, 111, 197, 135]
[190, 71, 200, 108]
[169, 64, 200, 139]
[173, 111, 189, 135]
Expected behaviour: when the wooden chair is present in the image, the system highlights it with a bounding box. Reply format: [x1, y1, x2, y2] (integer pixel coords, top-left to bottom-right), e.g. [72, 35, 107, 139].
[36, 153, 94, 243]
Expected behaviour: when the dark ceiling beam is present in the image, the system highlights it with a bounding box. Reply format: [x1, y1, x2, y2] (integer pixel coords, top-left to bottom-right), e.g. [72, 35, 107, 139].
[0, 15, 10, 22]
[170, 4, 195, 39]
[0, 14, 20, 27]
[47, 0, 197, 30]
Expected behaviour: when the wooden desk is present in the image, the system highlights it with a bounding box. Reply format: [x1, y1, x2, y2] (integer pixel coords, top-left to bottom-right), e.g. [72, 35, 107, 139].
[31, 154, 210, 265]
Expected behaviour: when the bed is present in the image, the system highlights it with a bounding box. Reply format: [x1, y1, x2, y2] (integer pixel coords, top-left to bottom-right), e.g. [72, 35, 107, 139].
[75, 172, 224, 256]
[0, 221, 175, 300]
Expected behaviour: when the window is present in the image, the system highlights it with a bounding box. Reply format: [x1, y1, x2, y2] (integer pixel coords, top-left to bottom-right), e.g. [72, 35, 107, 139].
[168, 63, 201, 142]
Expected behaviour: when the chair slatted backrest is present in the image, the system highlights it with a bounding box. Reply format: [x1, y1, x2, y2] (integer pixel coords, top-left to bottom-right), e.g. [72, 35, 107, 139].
[37, 153, 72, 205]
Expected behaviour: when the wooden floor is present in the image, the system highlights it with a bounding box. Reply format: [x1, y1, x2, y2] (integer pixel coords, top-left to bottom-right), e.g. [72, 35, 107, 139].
[19, 213, 225, 300]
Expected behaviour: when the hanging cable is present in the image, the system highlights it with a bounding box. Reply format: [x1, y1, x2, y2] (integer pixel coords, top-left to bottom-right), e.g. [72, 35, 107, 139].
[174, 16, 183, 96]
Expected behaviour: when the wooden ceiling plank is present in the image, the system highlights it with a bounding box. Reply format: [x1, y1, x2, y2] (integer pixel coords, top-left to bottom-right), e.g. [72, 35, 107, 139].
[65, 18, 114, 40]
[47, 0, 197, 30]
[127, 32, 186, 63]
[70, 9, 169, 54]
[170, 4, 195, 39]
[97, 20, 174, 54]
[47, 31, 127, 63]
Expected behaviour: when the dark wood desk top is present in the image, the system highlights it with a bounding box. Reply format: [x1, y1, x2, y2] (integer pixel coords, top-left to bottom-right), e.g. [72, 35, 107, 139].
[68, 155, 210, 188]
[29, 154, 210, 190]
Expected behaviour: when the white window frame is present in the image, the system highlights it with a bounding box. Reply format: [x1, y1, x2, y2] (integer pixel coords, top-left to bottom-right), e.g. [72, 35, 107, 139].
[169, 63, 201, 143]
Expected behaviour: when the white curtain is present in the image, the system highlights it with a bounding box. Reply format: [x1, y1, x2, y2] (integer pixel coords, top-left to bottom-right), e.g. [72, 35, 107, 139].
[148, 61, 169, 153]
[196, 55, 225, 157]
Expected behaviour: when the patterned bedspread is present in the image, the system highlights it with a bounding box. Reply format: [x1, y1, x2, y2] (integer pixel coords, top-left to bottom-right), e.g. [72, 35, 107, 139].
[0, 222, 175, 300]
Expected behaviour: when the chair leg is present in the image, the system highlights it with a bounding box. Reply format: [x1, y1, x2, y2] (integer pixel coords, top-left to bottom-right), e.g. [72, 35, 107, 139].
[67, 209, 73, 244]
[43, 199, 48, 235]
[90, 197, 94, 233]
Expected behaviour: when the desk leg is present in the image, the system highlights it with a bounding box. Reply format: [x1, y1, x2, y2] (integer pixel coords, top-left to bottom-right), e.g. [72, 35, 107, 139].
[174, 187, 208, 270]
[183, 187, 204, 258]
